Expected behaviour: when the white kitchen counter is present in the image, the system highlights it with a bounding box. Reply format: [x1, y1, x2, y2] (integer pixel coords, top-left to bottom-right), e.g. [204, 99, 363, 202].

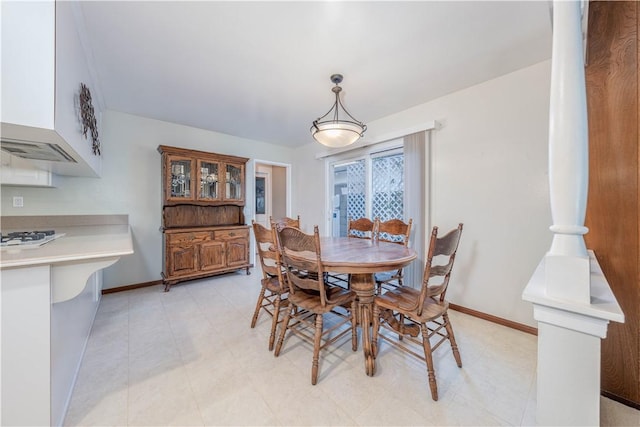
[0, 215, 134, 427]
[0, 224, 133, 269]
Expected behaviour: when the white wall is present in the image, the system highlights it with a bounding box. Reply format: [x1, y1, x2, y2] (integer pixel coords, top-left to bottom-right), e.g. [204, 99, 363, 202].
[1, 110, 295, 289]
[295, 60, 553, 327]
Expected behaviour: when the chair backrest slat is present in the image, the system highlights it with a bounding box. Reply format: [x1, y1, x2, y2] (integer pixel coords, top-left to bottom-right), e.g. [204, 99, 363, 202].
[347, 217, 377, 239]
[276, 225, 328, 306]
[252, 220, 285, 289]
[377, 218, 412, 246]
[418, 223, 463, 315]
[270, 215, 301, 229]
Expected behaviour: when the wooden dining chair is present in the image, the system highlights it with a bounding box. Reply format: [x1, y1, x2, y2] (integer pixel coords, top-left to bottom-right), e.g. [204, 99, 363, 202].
[375, 218, 413, 294]
[270, 215, 301, 229]
[372, 223, 463, 401]
[274, 225, 358, 385]
[250, 221, 288, 351]
[347, 216, 377, 239]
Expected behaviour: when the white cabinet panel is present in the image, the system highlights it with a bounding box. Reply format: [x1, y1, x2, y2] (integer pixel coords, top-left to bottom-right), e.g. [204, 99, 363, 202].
[1, 266, 52, 427]
[0, 1, 55, 129]
[0, 0, 102, 178]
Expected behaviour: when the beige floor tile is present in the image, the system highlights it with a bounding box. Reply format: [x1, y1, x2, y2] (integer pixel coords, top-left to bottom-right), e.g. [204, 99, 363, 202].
[601, 396, 640, 427]
[267, 382, 357, 426]
[316, 361, 387, 419]
[354, 392, 433, 426]
[65, 387, 128, 427]
[198, 382, 279, 426]
[128, 366, 204, 426]
[63, 276, 640, 426]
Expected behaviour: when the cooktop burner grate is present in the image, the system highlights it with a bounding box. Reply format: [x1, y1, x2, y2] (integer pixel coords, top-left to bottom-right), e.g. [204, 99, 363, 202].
[1, 230, 60, 246]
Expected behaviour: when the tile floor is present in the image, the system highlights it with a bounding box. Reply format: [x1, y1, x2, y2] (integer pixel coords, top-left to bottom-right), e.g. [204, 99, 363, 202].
[65, 272, 640, 426]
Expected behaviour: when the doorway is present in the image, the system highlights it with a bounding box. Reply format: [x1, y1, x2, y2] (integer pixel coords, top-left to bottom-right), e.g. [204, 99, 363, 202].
[253, 160, 291, 259]
[254, 171, 270, 229]
[254, 162, 289, 226]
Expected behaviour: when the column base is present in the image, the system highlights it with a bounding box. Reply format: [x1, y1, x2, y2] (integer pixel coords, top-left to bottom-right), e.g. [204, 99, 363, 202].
[523, 250, 624, 426]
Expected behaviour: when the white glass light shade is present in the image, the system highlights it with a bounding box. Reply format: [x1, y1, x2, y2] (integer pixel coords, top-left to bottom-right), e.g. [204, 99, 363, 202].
[311, 122, 364, 148]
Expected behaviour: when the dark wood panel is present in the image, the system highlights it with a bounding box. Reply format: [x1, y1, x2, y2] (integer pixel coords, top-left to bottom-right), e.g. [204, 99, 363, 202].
[199, 241, 226, 271]
[163, 205, 243, 228]
[169, 245, 198, 276]
[158, 144, 249, 165]
[585, 0, 639, 405]
[226, 239, 249, 267]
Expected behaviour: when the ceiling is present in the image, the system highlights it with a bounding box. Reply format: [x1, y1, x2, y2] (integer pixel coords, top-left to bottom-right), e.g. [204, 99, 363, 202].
[78, 1, 552, 148]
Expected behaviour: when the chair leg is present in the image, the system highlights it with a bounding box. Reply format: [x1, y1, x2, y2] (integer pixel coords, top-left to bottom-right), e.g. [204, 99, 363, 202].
[250, 286, 267, 328]
[420, 323, 439, 401]
[274, 305, 292, 357]
[398, 313, 405, 340]
[268, 295, 282, 351]
[311, 313, 323, 385]
[443, 312, 462, 367]
[351, 300, 358, 351]
[372, 304, 380, 358]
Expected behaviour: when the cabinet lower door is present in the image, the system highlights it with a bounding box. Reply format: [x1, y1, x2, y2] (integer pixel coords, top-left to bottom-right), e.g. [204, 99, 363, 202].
[168, 245, 198, 276]
[199, 241, 226, 271]
[226, 238, 249, 267]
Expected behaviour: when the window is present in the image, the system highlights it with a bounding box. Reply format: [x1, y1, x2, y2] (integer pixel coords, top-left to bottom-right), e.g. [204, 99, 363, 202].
[329, 147, 404, 237]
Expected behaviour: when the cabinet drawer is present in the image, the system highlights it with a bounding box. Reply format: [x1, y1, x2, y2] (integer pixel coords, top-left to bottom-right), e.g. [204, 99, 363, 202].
[214, 228, 249, 240]
[167, 231, 211, 244]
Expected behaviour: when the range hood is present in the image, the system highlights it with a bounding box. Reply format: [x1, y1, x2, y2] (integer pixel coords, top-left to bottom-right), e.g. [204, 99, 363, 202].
[0, 138, 76, 163]
[0, 122, 100, 177]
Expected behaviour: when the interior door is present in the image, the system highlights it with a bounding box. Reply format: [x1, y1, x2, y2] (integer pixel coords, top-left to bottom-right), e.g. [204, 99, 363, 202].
[255, 169, 271, 229]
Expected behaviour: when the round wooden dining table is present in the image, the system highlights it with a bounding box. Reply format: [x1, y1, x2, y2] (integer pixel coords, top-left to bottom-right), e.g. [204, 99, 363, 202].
[315, 237, 417, 376]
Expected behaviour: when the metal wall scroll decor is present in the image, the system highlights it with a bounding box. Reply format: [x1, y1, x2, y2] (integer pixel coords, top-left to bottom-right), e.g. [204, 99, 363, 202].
[79, 82, 101, 156]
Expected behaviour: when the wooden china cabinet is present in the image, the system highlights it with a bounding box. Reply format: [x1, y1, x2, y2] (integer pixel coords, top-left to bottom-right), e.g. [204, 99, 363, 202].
[158, 145, 250, 291]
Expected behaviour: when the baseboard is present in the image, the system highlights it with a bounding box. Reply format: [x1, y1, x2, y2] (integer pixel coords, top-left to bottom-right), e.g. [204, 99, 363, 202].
[448, 303, 538, 336]
[102, 280, 163, 294]
[601, 390, 640, 410]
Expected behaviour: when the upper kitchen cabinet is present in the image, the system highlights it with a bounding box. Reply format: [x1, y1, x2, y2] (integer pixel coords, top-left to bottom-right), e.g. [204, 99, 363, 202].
[0, 1, 102, 178]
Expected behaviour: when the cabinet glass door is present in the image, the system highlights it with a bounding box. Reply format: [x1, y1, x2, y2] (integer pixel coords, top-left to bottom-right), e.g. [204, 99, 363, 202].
[225, 164, 243, 200]
[198, 160, 219, 200]
[169, 158, 193, 199]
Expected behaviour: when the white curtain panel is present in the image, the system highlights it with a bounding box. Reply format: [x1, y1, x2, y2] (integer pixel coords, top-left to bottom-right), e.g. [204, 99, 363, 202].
[403, 131, 428, 288]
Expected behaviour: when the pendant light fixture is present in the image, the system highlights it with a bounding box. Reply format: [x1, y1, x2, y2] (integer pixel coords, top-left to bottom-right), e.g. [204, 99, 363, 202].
[311, 74, 367, 148]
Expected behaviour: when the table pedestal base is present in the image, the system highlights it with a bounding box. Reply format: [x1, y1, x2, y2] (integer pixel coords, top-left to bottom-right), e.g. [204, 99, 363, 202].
[350, 273, 376, 376]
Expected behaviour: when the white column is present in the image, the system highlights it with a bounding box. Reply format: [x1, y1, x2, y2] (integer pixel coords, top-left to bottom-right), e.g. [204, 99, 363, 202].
[545, 0, 591, 303]
[523, 1, 624, 426]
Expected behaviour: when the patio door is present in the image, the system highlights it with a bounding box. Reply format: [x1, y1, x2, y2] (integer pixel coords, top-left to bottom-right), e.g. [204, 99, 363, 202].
[330, 148, 404, 237]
